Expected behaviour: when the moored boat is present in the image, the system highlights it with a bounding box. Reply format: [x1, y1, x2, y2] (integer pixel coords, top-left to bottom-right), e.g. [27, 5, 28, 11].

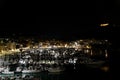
[48, 67, 64, 73]
[2, 66, 14, 74]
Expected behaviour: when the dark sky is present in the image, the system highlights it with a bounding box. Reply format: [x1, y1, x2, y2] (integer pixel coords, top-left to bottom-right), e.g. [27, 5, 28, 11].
[0, 1, 120, 40]
[0, 16, 97, 40]
[0, 16, 96, 31]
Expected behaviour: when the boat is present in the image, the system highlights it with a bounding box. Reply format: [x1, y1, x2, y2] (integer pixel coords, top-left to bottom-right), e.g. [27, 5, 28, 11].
[22, 67, 41, 73]
[14, 67, 22, 74]
[2, 66, 14, 74]
[48, 67, 64, 73]
[0, 67, 5, 73]
[22, 70, 41, 73]
[2, 68, 14, 75]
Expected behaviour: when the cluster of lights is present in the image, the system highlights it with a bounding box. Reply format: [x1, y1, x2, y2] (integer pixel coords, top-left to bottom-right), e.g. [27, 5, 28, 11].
[0, 39, 109, 56]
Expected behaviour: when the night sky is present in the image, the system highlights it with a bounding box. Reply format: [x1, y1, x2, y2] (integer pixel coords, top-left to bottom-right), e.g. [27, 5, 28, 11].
[0, 16, 98, 39]
[0, 1, 120, 41]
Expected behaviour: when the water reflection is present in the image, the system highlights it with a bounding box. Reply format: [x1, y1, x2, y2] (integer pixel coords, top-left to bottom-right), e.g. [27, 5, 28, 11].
[101, 66, 109, 72]
[105, 49, 108, 58]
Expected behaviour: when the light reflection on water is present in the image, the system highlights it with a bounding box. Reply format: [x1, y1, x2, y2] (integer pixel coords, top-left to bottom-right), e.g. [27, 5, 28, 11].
[101, 66, 109, 72]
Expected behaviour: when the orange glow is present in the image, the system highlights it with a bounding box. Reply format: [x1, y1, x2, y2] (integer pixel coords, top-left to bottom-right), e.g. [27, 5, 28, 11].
[101, 66, 109, 72]
[100, 23, 109, 27]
